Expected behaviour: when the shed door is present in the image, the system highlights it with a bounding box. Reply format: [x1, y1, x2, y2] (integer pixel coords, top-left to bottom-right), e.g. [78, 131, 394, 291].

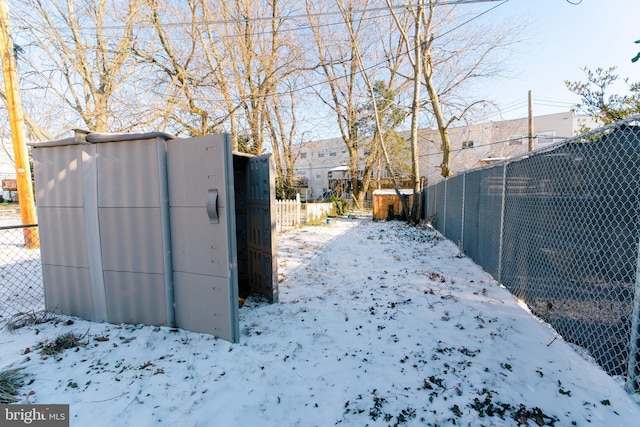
[167, 135, 239, 342]
[247, 154, 278, 302]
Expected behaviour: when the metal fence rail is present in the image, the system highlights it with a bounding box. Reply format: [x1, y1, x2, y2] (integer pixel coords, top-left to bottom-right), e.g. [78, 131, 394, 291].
[0, 224, 44, 321]
[423, 116, 640, 393]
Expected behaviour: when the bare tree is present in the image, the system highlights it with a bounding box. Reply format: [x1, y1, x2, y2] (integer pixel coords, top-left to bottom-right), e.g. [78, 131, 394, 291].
[0, 90, 52, 141]
[133, 0, 229, 137]
[322, 0, 519, 222]
[195, 0, 241, 148]
[385, 0, 428, 221]
[0, 36, 53, 141]
[265, 81, 304, 198]
[13, 0, 150, 133]
[200, 0, 308, 196]
[387, 0, 520, 184]
[306, 0, 399, 209]
[5, 0, 519, 210]
[203, 0, 297, 155]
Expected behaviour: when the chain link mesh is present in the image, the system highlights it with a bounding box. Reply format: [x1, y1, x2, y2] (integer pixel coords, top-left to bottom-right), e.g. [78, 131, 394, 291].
[0, 224, 44, 322]
[424, 117, 640, 393]
[467, 166, 505, 279]
[445, 175, 464, 248]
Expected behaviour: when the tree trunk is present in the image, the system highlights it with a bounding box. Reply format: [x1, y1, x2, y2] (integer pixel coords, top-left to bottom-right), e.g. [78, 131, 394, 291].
[407, 0, 424, 223]
[424, 43, 452, 178]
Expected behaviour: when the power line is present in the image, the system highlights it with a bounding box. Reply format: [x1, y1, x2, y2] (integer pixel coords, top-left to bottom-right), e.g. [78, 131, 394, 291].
[15, 7, 397, 42]
[418, 133, 571, 158]
[270, 0, 512, 100]
[484, 96, 577, 119]
[41, 0, 512, 105]
[11, 0, 516, 124]
[433, 0, 510, 40]
[12, 0, 508, 32]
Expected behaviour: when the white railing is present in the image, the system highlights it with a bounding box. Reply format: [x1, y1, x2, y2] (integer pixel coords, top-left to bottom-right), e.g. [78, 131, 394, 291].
[276, 194, 301, 232]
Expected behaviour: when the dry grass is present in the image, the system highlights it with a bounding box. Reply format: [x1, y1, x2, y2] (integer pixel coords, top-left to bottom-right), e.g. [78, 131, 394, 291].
[5, 310, 57, 332]
[0, 368, 26, 403]
[36, 331, 88, 356]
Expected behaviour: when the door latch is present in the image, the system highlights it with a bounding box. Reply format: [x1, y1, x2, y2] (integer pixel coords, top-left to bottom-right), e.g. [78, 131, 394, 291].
[207, 189, 219, 223]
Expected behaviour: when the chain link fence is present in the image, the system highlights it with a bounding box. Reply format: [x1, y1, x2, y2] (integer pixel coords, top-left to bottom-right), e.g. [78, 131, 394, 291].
[423, 116, 640, 394]
[0, 223, 44, 322]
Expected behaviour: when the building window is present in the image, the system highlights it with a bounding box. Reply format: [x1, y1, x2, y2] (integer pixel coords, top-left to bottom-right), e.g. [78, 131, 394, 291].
[509, 136, 524, 146]
[316, 173, 321, 179]
[318, 152, 325, 158]
[330, 151, 336, 157]
[462, 140, 474, 149]
[300, 152, 307, 159]
[538, 132, 556, 144]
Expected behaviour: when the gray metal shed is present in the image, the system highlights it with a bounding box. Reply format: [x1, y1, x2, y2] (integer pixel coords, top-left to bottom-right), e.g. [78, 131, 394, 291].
[30, 132, 277, 343]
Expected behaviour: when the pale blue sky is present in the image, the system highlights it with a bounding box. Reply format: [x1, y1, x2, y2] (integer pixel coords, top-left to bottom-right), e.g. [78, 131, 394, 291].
[475, 0, 639, 120]
[302, 0, 640, 140]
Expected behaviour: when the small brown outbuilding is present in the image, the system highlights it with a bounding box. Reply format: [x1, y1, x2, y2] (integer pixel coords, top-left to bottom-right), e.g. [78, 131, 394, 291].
[372, 189, 414, 220]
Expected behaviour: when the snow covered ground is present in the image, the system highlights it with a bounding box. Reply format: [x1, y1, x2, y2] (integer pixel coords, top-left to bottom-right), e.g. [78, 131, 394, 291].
[1, 217, 639, 426]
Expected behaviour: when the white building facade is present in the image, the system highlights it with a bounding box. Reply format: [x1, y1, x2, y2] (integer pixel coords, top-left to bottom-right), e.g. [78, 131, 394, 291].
[0, 137, 17, 200]
[294, 111, 597, 200]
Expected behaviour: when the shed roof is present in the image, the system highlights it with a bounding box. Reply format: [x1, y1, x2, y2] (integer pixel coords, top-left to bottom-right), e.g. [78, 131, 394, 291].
[372, 189, 414, 195]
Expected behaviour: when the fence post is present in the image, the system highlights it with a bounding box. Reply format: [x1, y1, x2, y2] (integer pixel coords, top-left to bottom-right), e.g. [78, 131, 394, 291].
[497, 162, 507, 284]
[443, 179, 447, 237]
[627, 245, 640, 393]
[430, 185, 436, 224]
[460, 173, 466, 250]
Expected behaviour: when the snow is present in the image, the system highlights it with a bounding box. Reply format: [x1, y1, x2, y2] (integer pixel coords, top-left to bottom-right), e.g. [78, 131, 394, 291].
[1, 217, 639, 426]
[0, 216, 43, 320]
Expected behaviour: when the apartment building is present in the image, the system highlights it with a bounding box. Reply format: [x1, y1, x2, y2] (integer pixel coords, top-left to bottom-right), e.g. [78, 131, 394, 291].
[293, 111, 597, 200]
[0, 137, 16, 200]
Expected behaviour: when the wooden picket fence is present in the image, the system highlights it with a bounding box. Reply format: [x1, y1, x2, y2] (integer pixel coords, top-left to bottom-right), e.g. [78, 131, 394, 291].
[276, 194, 301, 232]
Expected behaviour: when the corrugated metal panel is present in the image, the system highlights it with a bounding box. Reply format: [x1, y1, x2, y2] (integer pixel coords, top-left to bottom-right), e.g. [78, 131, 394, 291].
[96, 140, 161, 208]
[94, 137, 173, 326]
[41, 264, 95, 320]
[38, 207, 89, 268]
[98, 208, 166, 274]
[103, 271, 168, 325]
[32, 143, 105, 321]
[32, 135, 173, 326]
[32, 145, 84, 207]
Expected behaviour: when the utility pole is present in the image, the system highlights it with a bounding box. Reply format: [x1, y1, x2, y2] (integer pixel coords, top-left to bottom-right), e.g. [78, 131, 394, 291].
[0, 0, 39, 248]
[528, 90, 534, 152]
